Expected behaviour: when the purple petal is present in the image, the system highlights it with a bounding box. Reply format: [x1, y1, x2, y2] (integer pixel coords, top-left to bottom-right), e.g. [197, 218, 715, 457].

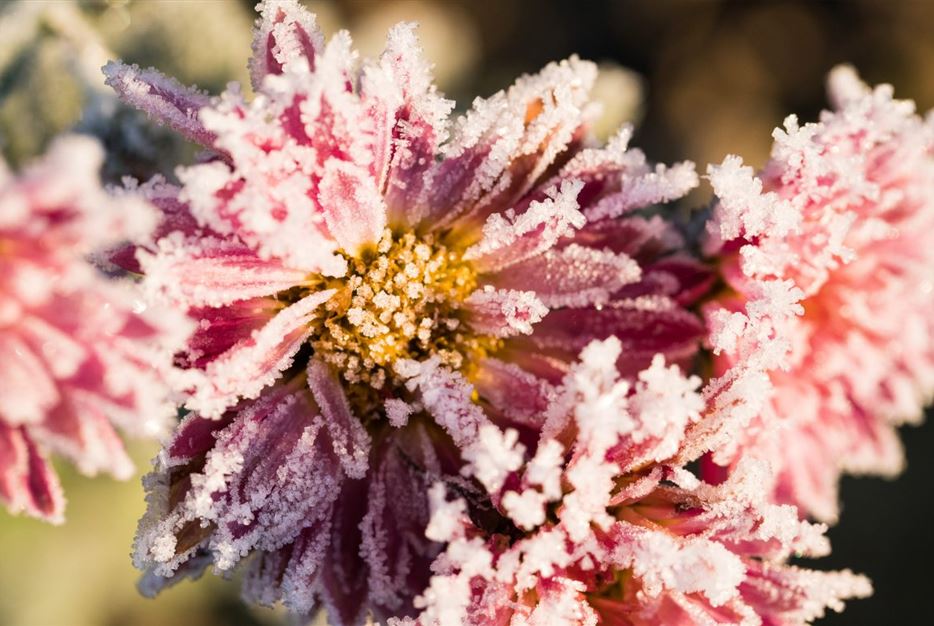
[307, 359, 372, 479]
[488, 243, 641, 308]
[102, 61, 216, 148]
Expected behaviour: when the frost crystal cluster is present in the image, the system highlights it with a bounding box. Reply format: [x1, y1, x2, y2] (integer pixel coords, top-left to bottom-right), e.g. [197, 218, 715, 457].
[402, 338, 871, 625]
[0, 136, 185, 523]
[0, 1, 932, 626]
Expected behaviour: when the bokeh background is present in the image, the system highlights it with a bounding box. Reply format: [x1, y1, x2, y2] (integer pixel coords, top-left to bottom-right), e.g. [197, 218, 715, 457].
[1, 1, 932, 624]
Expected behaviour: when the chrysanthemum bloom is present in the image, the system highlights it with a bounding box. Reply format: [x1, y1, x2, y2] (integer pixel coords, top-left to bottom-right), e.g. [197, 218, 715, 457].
[103, 1, 709, 622]
[703, 66, 934, 522]
[0, 136, 186, 523]
[404, 338, 871, 626]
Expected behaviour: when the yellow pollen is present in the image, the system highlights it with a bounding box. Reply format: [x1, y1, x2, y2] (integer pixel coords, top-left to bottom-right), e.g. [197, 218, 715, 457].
[298, 229, 500, 416]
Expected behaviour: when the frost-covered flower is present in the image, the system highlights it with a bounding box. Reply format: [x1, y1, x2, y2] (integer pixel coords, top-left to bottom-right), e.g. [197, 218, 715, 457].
[405, 338, 871, 626]
[0, 136, 185, 523]
[703, 66, 934, 522]
[103, 0, 709, 621]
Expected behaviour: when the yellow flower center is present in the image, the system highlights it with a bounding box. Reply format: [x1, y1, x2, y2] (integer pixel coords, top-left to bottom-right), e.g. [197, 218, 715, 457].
[299, 229, 499, 416]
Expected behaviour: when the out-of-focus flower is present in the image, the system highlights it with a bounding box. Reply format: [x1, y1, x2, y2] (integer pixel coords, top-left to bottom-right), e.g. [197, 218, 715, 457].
[103, 1, 710, 622]
[703, 66, 934, 522]
[399, 337, 871, 626]
[0, 135, 187, 523]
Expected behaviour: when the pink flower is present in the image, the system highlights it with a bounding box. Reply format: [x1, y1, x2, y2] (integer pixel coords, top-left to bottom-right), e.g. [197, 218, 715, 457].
[704, 66, 934, 522]
[0, 136, 187, 523]
[104, 1, 709, 621]
[405, 338, 871, 626]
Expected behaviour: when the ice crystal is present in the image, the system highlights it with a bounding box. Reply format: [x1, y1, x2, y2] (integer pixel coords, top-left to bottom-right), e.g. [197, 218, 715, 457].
[105, 0, 709, 621]
[405, 339, 871, 626]
[704, 66, 934, 522]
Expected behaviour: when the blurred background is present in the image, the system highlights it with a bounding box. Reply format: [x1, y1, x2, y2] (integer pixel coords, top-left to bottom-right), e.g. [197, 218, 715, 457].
[1, 1, 932, 624]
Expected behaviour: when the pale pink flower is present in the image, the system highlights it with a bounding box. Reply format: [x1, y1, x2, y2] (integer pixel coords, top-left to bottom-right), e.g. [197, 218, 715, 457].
[405, 338, 871, 626]
[103, 0, 709, 621]
[703, 66, 934, 522]
[0, 136, 187, 523]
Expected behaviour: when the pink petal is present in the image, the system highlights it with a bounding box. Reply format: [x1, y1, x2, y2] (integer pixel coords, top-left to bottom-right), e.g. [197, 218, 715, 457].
[183, 298, 278, 369]
[524, 299, 705, 375]
[102, 61, 216, 148]
[139, 234, 309, 307]
[0, 423, 64, 523]
[307, 360, 372, 479]
[249, 0, 324, 89]
[463, 180, 585, 272]
[363, 23, 454, 227]
[186, 290, 335, 418]
[429, 56, 597, 232]
[488, 243, 642, 308]
[583, 161, 698, 222]
[465, 287, 548, 338]
[35, 390, 134, 479]
[567, 215, 683, 262]
[0, 332, 58, 425]
[474, 358, 554, 428]
[317, 160, 388, 253]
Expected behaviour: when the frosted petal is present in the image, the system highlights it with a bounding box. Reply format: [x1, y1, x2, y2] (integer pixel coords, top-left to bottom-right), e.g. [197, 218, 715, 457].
[307, 360, 371, 479]
[250, 0, 325, 89]
[463, 180, 585, 272]
[464, 287, 548, 338]
[489, 243, 642, 308]
[139, 233, 309, 307]
[102, 61, 216, 148]
[185, 290, 335, 418]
